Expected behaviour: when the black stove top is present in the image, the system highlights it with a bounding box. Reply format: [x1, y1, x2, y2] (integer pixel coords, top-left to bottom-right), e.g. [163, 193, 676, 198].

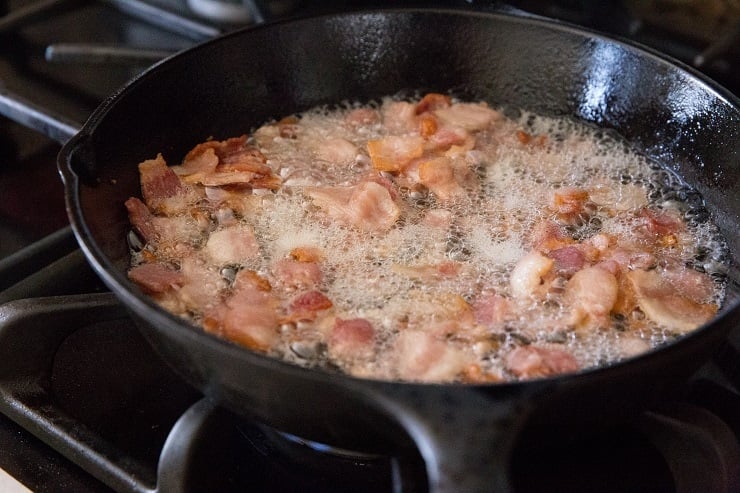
[0, 1, 738, 492]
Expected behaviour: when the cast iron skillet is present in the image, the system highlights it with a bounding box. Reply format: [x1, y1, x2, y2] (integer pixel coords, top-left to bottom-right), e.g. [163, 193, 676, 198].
[58, 8, 739, 493]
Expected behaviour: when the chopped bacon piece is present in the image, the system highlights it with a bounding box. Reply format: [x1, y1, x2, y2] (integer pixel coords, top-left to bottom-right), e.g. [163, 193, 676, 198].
[530, 220, 573, 252]
[418, 114, 438, 137]
[203, 225, 260, 265]
[510, 251, 554, 300]
[422, 208, 453, 229]
[176, 256, 226, 310]
[221, 270, 279, 351]
[472, 293, 512, 325]
[305, 181, 400, 232]
[516, 130, 531, 144]
[198, 171, 257, 187]
[392, 261, 462, 281]
[662, 263, 715, 304]
[565, 265, 619, 329]
[589, 182, 648, 211]
[433, 103, 499, 131]
[125, 198, 205, 248]
[616, 336, 651, 359]
[180, 146, 219, 176]
[552, 188, 595, 225]
[128, 263, 185, 294]
[627, 269, 717, 333]
[515, 130, 547, 146]
[426, 126, 472, 152]
[347, 182, 401, 231]
[272, 258, 323, 289]
[606, 247, 657, 271]
[547, 246, 586, 276]
[233, 269, 272, 292]
[138, 154, 191, 213]
[249, 173, 282, 190]
[418, 157, 468, 203]
[346, 107, 380, 126]
[505, 345, 579, 378]
[367, 135, 424, 172]
[460, 364, 503, 383]
[222, 303, 279, 351]
[553, 188, 589, 213]
[585, 233, 613, 253]
[382, 101, 417, 133]
[287, 291, 333, 321]
[415, 93, 452, 114]
[314, 138, 358, 166]
[289, 247, 324, 263]
[277, 116, 300, 138]
[595, 259, 621, 277]
[639, 208, 683, 236]
[178, 136, 279, 189]
[125, 197, 157, 243]
[329, 318, 375, 359]
[195, 136, 270, 173]
[363, 172, 399, 201]
[394, 330, 467, 382]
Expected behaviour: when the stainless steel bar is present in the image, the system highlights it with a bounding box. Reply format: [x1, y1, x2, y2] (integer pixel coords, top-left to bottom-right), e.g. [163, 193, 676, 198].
[0, 87, 81, 144]
[693, 21, 740, 68]
[241, 0, 266, 24]
[45, 43, 176, 65]
[100, 0, 223, 41]
[0, 226, 77, 294]
[0, 0, 88, 34]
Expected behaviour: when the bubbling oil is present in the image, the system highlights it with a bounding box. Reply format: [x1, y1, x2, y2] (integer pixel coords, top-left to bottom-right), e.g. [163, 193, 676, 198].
[129, 95, 729, 382]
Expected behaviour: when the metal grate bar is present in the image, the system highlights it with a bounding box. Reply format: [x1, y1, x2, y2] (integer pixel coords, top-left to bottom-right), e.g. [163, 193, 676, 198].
[0, 87, 81, 144]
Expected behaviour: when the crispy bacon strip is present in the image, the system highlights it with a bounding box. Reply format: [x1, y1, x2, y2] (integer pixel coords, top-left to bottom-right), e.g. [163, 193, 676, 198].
[125, 197, 157, 243]
[138, 154, 192, 214]
[178, 136, 279, 189]
[220, 270, 280, 351]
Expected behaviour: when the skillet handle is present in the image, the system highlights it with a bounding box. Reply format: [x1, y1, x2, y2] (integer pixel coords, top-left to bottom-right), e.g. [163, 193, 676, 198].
[373, 385, 530, 493]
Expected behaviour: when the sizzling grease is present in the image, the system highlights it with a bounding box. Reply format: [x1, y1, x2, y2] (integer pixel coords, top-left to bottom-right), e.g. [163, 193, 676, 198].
[127, 94, 727, 383]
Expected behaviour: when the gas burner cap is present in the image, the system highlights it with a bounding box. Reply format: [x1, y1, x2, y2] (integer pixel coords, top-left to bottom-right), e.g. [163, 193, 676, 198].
[186, 0, 252, 24]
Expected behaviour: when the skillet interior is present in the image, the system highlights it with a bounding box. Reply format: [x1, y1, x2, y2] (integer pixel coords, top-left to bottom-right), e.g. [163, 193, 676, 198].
[59, 8, 740, 491]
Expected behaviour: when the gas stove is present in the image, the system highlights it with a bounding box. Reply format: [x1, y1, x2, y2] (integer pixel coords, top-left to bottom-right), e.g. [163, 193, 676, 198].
[1, 1, 738, 492]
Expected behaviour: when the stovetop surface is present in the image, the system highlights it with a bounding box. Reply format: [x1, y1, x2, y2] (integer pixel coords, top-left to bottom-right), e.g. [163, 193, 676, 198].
[0, 1, 738, 492]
